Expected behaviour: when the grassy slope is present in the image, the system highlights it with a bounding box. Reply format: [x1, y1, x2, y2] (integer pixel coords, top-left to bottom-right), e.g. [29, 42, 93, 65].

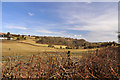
[19, 37, 67, 48]
[2, 40, 59, 56]
[2, 38, 98, 56]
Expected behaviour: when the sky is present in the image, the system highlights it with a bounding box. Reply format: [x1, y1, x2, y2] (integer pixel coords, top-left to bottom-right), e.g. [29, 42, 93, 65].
[2, 2, 118, 42]
[1, 0, 119, 2]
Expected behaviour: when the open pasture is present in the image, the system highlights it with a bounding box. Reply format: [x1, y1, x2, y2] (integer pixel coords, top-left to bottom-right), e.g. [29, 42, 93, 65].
[2, 40, 97, 57]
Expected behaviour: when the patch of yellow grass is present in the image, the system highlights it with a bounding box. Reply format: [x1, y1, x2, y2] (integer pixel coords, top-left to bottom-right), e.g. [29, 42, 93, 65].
[19, 38, 67, 48]
[2, 40, 97, 57]
[2, 40, 58, 56]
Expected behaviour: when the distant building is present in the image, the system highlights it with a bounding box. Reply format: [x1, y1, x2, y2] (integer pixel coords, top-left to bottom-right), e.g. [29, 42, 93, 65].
[0, 33, 7, 40]
[0, 32, 5, 37]
[0, 37, 7, 40]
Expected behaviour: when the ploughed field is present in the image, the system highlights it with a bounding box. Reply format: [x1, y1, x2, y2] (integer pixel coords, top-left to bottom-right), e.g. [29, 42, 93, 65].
[2, 46, 120, 79]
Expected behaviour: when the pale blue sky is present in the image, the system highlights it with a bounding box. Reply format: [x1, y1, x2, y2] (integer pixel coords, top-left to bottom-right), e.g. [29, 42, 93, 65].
[1, 0, 119, 2]
[2, 2, 118, 42]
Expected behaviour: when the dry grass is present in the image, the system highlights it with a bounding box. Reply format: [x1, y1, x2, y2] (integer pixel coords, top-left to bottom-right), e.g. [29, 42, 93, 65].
[2, 40, 97, 56]
[2, 40, 58, 56]
[2, 47, 119, 79]
[19, 38, 67, 48]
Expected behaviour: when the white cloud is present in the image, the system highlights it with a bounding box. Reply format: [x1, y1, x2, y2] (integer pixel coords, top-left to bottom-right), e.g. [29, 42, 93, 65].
[37, 29, 53, 34]
[36, 29, 84, 39]
[28, 12, 34, 16]
[58, 3, 118, 42]
[67, 12, 117, 32]
[67, 10, 118, 41]
[65, 34, 84, 39]
[33, 3, 118, 42]
[36, 29, 66, 35]
[5, 25, 27, 30]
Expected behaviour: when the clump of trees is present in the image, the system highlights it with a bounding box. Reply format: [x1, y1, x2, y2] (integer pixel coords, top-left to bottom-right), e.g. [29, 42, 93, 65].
[7, 32, 11, 40]
[21, 35, 26, 40]
[36, 37, 88, 49]
[5, 32, 26, 40]
[36, 36, 118, 49]
[35, 36, 39, 40]
[14, 34, 26, 40]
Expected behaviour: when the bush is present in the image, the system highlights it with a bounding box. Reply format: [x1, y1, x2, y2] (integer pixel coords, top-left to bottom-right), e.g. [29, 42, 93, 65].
[48, 44, 54, 48]
[7, 37, 10, 40]
[17, 37, 20, 40]
[24, 37, 26, 40]
[60, 46, 62, 49]
[35, 36, 39, 39]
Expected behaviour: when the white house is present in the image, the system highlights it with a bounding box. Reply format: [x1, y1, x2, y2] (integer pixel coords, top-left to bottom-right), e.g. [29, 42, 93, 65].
[0, 37, 7, 40]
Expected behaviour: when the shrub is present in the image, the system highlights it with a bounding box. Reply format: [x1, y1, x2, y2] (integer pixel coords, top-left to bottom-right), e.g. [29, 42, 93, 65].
[48, 44, 54, 48]
[17, 37, 20, 40]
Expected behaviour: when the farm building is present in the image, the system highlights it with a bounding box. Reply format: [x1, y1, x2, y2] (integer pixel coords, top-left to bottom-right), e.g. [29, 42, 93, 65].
[0, 32, 7, 40]
[0, 32, 5, 36]
[0, 37, 7, 40]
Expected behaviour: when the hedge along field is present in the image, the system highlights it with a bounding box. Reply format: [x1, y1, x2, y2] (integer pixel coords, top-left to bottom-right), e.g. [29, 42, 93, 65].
[2, 47, 119, 79]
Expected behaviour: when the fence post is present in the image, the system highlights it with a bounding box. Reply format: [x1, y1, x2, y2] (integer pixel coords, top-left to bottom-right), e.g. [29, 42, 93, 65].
[67, 51, 71, 58]
[96, 49, 98, 56]
[67, 51, 72, 66]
